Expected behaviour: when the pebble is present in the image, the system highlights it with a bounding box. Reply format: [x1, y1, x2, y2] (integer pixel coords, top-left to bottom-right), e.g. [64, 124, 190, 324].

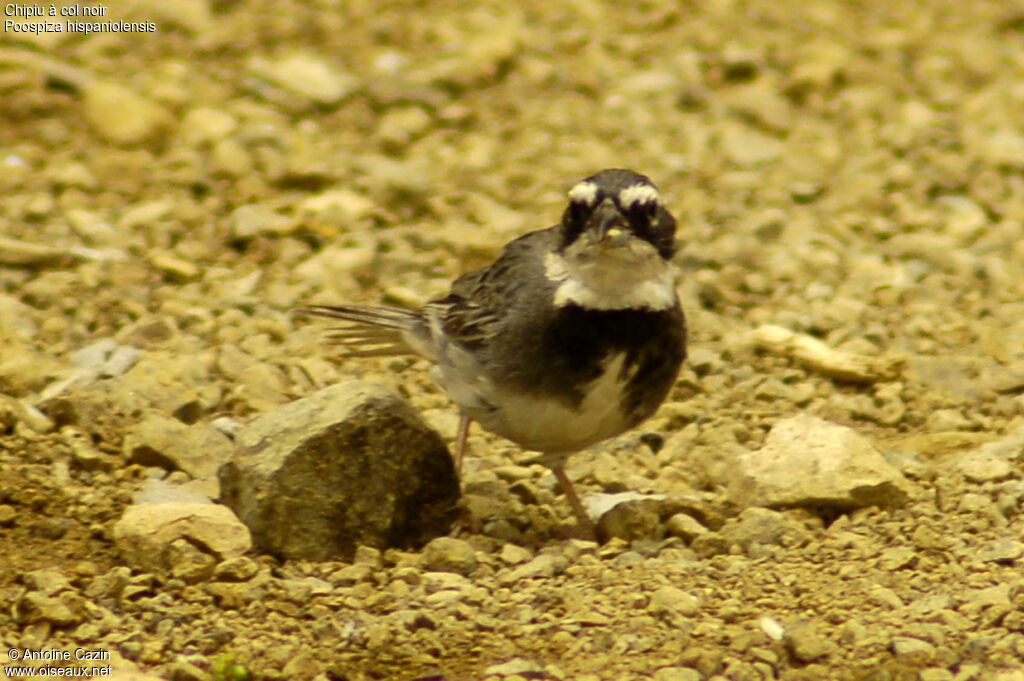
[112, 502, 252, 576]
[248, 53, 357, 106]
[785, 620, 835, 662]
[652, 668, 702, 681]
[719, 414, 911, 509]
[498, 553, 568, 585]
[649, 585, 701, 618]
[891, 636, 937, 658]
[82, 80, 173, 145]
[419, 537, 478, 576]
[665, 513, 708, 542]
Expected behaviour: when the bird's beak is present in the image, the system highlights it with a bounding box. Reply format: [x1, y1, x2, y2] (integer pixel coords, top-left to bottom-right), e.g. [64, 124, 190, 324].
[590, 198, 631, 247]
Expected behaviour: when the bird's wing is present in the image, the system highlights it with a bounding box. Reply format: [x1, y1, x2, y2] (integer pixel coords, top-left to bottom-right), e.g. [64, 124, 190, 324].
[427, 227, 557, 348]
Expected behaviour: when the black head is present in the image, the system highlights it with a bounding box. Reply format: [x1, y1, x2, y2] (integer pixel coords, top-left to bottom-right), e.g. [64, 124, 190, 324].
[559, 169, 676, 259]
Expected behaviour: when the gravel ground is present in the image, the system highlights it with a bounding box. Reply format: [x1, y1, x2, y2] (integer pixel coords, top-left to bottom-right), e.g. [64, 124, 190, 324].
[3, 0, 1024, 680]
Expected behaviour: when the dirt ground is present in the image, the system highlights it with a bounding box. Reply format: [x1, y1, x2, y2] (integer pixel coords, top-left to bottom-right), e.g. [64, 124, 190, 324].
[2, 0, 1024, 679]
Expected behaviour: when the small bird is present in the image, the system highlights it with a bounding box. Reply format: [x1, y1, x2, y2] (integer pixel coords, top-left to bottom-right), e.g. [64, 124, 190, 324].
[298, 169, 687, 535]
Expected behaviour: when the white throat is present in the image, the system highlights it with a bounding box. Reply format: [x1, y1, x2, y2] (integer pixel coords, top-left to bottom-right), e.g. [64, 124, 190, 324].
[544, 239, 678, 311]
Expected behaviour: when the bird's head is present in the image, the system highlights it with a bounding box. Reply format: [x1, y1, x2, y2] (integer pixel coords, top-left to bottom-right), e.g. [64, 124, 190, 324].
[559, 169, 676, 261]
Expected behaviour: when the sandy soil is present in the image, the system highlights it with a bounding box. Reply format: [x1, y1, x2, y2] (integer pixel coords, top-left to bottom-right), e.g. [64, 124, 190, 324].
[2, 0, 1024, 679]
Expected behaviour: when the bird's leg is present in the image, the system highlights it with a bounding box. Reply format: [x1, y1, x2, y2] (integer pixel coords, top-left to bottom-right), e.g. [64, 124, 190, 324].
[551, 463, 596, 539]
[454, 413, 472, 476]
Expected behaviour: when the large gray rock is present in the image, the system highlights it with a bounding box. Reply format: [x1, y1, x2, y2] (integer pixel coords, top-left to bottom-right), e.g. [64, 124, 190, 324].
[218, 381, 459, 561]
[723, 414, 911, 510]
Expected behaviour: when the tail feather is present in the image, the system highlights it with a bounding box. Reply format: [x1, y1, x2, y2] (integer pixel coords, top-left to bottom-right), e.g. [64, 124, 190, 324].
[295, 304, 433, 359]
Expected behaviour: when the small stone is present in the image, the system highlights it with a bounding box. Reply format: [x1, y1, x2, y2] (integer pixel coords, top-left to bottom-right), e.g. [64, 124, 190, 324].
[878, 546, 918, 570]
[22, 568, 71, 595]
[785, 620, 835, 662]
[181, 107, 237, 146]
[165, 659, 213, 681]
[248, 52, 358, 106]
[330, 563, 374, 586]
[652, 668, 702, 681]
[690, 532, 730, 558]
[720, 507, 802, 551]
[919, 669, 955, 681]
[213, 556, 259, 582]
[596, 497, 662, 542]
[0, 504, 16, 525]
[649, 585, 700, 618]
[498, 553, 568, 585]
[977, 538, 1024, 564]
[82, 80, 173, 145]
[112, 502, 251, 576]
[230, 204, 296, 240]
[83, 566, 130, 601]
[720, 414, 910, 510]
[483, 659, 543, 677]
[16, 592, 78, 626]
[956, 448, 1014, 483]
[123, 412, 234, 480]
[354, 545, 384, 569]
[665, 513, 708, 541]
[419, 537, 477, 575]
[168, 538, 218, 583]
[498, 543, 533, 565]
[891, 636, 936, 659]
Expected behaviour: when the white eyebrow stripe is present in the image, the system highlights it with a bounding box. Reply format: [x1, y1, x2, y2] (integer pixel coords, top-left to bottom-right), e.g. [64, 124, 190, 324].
[568, 181, 599, 205]
[618, 183, 661, 207]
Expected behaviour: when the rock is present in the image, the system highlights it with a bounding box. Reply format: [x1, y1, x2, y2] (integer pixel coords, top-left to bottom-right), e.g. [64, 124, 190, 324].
[218, 381, 458, 561]
[38, 351, 215, 446]
[247, 53, 358, 106]
[720, 507, 806, 551]
[955, 433, 1019, 483]
[82, 80, 173, 145]
[977, 538, 1024, 564]
[891, 635, 936, 659]
[653, 668, 702, 681]
[498, 553, 568, 585]
[419, 537, 477, 575]
[123, 411, 233, 480]
[498, 543, 533, 565]
[229, 204, 296, 240]
[168, 538, 218, 583]
[595, 495, 664, 542]
[213, 556, 260, 582]
[649, 585, 701, 619]
[665, 513, 708, 542]
[15, 592, 83, 627]
[722, 414, 911, 509]
[180, 107, 237, 146]
[112, 501, 252, 576]
[22, 568, 71, 595]
[784, 620, 835, 662]
[483, 659, 544, 677]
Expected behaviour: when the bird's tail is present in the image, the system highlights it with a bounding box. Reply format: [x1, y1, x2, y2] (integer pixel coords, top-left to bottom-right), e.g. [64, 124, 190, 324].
[295, 304, 432, 358]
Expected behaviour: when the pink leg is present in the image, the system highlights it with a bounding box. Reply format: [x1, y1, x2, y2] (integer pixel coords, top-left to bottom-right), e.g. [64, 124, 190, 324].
[551, 463, 596, 539]
[454, 414, 471, 475]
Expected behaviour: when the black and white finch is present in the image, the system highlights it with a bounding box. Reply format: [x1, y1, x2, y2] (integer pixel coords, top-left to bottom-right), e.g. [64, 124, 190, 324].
[298, 169, 687, 535]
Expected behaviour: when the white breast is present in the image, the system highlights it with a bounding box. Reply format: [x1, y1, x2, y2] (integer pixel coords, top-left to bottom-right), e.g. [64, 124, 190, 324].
[543, 245, 677, 312]
[465, 353, 635, 454]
